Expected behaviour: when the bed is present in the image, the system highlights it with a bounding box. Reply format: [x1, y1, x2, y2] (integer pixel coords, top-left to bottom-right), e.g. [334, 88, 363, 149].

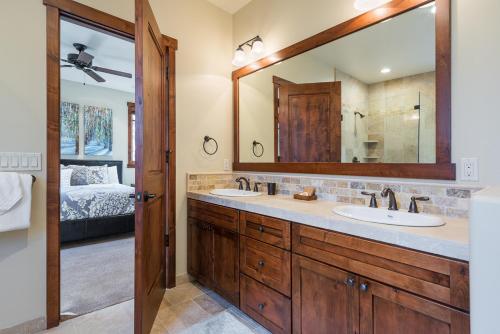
[60, 159, 135, 243]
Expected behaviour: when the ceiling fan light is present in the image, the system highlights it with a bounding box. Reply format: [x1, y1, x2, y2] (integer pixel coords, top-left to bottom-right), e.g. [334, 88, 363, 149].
[354, 0, 390, 11]
[250, 37, 265, 57]
[232, 47, 246, 67]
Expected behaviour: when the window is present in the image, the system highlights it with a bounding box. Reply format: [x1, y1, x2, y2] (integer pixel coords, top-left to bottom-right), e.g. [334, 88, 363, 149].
[127, 102, 135, 168]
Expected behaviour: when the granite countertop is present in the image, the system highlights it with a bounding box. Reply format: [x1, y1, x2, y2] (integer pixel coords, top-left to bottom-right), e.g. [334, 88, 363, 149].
[187, 190, 470, 261]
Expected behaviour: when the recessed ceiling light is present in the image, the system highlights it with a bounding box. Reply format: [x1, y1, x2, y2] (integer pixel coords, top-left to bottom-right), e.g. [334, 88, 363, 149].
[380, 67, 391, 74]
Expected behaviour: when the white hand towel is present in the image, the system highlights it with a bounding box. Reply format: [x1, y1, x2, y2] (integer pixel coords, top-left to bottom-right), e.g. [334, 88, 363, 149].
[0, 172, 23, 214]
[0, 174, 32, 233]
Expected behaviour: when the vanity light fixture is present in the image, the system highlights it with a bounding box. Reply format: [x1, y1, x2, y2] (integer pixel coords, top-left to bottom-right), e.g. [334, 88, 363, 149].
[232, 35, 265, 66]
[353, 0, 390, 11]
[380, 67, 391, 74]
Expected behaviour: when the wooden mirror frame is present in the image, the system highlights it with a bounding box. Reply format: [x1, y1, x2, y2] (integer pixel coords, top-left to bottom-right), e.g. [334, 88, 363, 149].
[232, 0, 455, 180]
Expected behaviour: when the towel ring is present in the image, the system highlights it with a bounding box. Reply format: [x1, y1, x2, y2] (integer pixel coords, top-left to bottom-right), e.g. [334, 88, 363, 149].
[252, 140, 264, 157]
[203, 136, 218, 155]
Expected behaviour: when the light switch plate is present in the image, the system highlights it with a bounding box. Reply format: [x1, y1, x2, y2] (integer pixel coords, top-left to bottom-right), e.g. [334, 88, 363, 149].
[223, 158, 231, 171]
[0, 152, 42, 171]
[461, 157, 479, 181]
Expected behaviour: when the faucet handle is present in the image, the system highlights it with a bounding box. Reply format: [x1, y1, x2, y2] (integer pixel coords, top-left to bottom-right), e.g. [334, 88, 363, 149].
[408, 196, 430, 213]
[361, 191, 378, 208]
[253, 182, 261, 192]
[235, 178, 243, 190]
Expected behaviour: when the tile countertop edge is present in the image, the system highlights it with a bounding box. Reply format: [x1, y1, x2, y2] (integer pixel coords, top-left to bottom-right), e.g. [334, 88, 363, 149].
[187, 191, 469, 261]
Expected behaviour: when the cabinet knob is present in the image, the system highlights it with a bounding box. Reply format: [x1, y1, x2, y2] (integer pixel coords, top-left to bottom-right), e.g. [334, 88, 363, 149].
[344, 277, 355, 287]
[258, 260, 265, 267]
[360, 283, 369, 292]
[258, 225, 265, 233]
[258, 303, 265, 311]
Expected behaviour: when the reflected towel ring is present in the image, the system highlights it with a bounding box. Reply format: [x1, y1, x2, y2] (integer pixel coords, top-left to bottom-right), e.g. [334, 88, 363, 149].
[252, 140, 264, 157]
[203, 136, 218, 155]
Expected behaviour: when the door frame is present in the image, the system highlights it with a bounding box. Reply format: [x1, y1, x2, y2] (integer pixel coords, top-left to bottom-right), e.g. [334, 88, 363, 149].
[44, 0, 177, 328]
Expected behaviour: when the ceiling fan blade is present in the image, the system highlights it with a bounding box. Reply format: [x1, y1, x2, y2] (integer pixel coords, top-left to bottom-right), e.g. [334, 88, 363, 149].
[61, 58, 70, 63]
[83, 68, 105, 83]
[92, 66, 133, 78]
[60, 65, 74, 68]
[77, 51, 94, 66]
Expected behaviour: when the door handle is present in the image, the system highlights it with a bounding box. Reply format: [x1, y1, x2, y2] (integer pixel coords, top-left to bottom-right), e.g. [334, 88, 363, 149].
[144, 191, 157, 202]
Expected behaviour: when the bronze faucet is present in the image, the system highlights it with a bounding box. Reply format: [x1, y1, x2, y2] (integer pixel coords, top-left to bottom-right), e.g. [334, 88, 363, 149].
[381, 187, 398, 211]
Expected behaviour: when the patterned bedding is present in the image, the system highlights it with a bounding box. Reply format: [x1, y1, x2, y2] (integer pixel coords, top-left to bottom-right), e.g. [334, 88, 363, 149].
[60, 184, 135, 221]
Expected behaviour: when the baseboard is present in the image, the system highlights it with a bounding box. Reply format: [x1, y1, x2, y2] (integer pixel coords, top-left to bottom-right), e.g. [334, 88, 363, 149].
[0, 317, 46, 334]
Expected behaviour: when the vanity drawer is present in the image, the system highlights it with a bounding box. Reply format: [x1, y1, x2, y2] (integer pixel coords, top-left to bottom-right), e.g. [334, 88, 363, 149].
[188, 199, 239, 232]
[240, 274, 291, 334]
[292, 223, 470, 311]
[240, 236, 291, 296]
[240, 211, 291, 250]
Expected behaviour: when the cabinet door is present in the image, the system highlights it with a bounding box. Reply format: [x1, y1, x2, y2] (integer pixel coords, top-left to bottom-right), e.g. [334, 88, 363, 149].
[213, 225, 239, 305]
[359, 278, 470, 334]
[187, 218, 213, 287]
[292, 254, 359, 334]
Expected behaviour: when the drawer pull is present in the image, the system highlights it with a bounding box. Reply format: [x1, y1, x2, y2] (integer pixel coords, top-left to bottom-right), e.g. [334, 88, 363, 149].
[258, 303, 265, 311]
[344, 277, 355, 287]
[258, 225, 265, 233]
[360, 283, 369, 292]
[258, 260, 265, 267]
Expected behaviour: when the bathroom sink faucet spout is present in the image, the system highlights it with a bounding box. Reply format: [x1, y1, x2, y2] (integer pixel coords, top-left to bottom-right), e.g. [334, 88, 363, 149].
[381, 187, 398, 211]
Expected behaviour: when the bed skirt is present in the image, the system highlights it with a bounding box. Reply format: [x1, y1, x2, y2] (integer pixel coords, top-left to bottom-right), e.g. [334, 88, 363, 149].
[61, 214, 135, 243]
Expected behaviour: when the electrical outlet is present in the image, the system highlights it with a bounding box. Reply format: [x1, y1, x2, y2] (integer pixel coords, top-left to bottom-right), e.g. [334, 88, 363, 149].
[223, 159, 231, 171]
[461, 158, 479, 181]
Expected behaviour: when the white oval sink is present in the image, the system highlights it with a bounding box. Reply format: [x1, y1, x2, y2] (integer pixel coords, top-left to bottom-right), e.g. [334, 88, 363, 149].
[332, 205, 445, 227]
[210, 189, 263, 197]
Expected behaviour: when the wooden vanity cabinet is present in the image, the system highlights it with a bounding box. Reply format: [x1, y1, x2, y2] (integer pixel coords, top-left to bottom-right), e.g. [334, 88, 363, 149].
[187, 200, 239, 305]
[188, 200, 470, 334]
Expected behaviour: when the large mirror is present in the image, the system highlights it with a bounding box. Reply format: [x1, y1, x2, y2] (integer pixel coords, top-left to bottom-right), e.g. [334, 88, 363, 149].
[238, 1, 442, 168]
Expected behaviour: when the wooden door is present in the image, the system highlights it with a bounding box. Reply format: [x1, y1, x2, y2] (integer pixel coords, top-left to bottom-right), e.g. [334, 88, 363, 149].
[359, 278, 470, 334]
[134, 0, 167, 333]
[213, 225, 239, 305]
[279, 82, 341, 162]
[187, 219, 214, 287]
[292, 254, 359, 334]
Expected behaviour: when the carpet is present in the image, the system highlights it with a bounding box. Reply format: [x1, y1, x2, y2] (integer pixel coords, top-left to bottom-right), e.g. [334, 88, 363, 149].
[61, 235, 134, 317]
[179, 311, 256, 334]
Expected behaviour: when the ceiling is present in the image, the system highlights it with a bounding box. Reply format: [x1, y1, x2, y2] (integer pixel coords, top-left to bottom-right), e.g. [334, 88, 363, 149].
[60, 19, 135, 93]
[206, 0, 252, 14]
[307, 4, 436, 84]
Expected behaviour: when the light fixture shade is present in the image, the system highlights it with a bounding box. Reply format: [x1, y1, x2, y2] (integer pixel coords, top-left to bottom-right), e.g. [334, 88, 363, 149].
[354, 0, 391, 11]
[232, 47, 246, 67]
[250, 37, 265, 57]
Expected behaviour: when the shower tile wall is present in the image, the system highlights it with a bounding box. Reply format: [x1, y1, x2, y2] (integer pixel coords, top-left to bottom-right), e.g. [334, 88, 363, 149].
[367, 71, 436, 163]
[337, 69, 369, 163]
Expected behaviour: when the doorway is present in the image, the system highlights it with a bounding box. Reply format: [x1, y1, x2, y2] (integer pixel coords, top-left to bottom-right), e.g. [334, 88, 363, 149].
[44, 0, 177, 330]
[58, 17, 136, 319]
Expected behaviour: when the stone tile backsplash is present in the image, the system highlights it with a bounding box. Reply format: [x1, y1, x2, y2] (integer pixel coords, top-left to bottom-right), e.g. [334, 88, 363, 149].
[187, 172, 482, 219]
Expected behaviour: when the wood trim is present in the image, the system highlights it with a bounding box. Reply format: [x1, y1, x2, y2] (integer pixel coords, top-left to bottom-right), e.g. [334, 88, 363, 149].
[232, 0, 455, 180]
[127, 102, 136, 168]
[43, 0, 178, 48]
[165, 41, 177, 288]
[234, 162, 456, 180]
[46, 5, 61, 329]
[45, 0, 178, 328]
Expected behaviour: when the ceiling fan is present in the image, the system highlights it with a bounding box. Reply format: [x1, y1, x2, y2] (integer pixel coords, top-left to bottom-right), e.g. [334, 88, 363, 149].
[61, 43, 132, 83]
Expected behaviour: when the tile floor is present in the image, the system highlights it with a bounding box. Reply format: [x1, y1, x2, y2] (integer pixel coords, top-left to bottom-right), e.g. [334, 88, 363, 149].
[42, 282, 270, 334]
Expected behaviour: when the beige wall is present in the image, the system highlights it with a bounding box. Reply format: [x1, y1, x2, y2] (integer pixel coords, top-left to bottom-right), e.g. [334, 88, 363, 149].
[0, 0, 232, 329]
[61, 80, 136, 185]
[233, 0, 500, 186]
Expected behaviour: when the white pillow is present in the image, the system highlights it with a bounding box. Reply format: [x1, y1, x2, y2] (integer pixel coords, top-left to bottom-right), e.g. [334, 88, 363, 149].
[60, 168, 73, 188]
[107, 166, 120, 184]
[87, 165, 109, 184]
